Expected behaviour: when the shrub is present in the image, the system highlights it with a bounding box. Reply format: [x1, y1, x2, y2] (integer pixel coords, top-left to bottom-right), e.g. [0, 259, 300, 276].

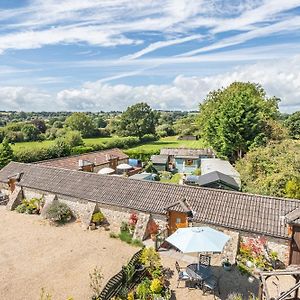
[15, 197, 43, 214]
[140, 247, 161, 271]
[71, 146, 94, 155]
[140, 134, 158, 143]
[119, 230, 133, 244]
[45, 202, 72, 224]
[136, 278, 151, 300]
[131, 239, 144, 247]
[150, 278, 163, 294]
[92, 211, 105, 224]
[120, 221, 129, 232]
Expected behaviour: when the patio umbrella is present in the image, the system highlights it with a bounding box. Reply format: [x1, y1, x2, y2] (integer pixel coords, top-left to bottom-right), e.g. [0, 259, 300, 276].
[98, 167, 115, 175]
[116, 163, 133, 170]
[166, 227, 230, 267]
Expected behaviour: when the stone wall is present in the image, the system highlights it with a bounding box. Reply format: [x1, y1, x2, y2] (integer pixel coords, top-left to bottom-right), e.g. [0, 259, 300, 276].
[240, 232, 289, 265]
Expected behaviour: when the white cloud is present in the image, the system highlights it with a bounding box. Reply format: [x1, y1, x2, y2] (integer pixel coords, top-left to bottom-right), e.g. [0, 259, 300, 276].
[122, 34, 203, 60]
[1, 55, 298, 112]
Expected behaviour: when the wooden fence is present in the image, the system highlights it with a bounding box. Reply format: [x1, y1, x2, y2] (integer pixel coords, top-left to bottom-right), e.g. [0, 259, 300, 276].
[97, 247, 145, 300]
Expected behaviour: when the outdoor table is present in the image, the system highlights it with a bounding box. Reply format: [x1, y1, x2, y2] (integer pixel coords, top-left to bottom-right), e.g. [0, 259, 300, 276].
[186, 263, 212, 289]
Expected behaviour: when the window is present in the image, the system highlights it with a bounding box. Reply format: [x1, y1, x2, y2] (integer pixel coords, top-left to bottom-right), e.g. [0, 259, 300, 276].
[185, 159, 194, 166]
[176, 218, 181, 224]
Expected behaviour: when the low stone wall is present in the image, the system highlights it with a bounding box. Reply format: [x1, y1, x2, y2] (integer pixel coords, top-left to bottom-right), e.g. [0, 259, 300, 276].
[240, 232, 289, 265]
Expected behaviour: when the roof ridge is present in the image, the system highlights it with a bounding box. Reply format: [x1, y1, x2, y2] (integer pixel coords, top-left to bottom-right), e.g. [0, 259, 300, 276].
[33, 148, 127, 164]
[5, 161, 299, 203]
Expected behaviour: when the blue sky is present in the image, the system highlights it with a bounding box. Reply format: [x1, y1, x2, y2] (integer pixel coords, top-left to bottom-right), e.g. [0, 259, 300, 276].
[0, 0, 300, 112]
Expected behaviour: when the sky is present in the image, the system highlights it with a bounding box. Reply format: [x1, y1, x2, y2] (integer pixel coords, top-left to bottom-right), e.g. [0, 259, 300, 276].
[0, 0, 300, 112]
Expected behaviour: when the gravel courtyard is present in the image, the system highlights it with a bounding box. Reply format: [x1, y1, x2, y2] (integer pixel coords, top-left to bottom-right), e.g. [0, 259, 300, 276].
[2, 206, 290, 300]
[0, 206, 137, 300]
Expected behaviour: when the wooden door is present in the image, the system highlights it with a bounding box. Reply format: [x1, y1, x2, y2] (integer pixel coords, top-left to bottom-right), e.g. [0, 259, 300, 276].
[168, 210, 188, 234]
[290, 226, 300, 265]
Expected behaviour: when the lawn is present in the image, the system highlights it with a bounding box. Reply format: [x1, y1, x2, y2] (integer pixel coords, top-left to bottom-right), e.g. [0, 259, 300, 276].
[11, 136, 208, 154]
[126, 136, 208, 152]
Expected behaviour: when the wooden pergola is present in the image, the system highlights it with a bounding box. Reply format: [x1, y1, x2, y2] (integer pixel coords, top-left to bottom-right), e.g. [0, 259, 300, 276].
[259, 267, 300, 300]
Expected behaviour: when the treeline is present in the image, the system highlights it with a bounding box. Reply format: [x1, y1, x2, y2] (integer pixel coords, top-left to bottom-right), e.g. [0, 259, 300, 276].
[0, 108, 191, 144]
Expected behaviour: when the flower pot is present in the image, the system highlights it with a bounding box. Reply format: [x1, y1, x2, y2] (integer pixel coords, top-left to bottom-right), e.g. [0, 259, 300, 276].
[223, 263, 232, 271]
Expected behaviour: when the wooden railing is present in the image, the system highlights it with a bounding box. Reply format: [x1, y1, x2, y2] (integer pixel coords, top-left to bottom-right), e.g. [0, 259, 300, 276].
[155, 228, 168, 251]
[97, 247, 145, 300]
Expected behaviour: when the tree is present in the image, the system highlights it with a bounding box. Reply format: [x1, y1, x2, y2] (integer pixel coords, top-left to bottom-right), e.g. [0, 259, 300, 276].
[65, 113, 97, 138]
[31, 119, 47, 133]
[173, 114, 198, 136]
[236, 140, 300, 198]
[21, 124, 40, 141]
[0, 138, 13, 168]
[284, 111, 300, 139]
[199, 82, 279, 161]
[64, 130, 84, 147]
[117, 103, 158, 138]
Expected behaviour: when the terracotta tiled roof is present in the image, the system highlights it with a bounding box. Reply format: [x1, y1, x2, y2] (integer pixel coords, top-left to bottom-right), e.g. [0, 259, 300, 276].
[0, 162, 299, 239]
[35, 148, 128, 170]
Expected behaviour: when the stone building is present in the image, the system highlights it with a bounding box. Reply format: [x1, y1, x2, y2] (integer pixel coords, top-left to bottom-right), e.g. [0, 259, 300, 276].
[1, 162, 300, 265]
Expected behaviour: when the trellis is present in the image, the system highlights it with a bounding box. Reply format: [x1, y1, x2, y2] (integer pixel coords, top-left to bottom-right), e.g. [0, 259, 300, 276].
[259, 268, 300, 300]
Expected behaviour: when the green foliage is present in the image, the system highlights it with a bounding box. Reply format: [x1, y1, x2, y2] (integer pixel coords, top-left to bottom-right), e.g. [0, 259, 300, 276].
[173, 114, 198, 136]
[285, 177, 300, 199]
[89, 266, 103, 299]
[92, 211, 105, 223]
[236, 140, 300, 198]
[199, 82, 279, 161]
[140, 247, 161, 271]
[116, 103, 158, 138]
[31, 119, 47, 133]
[53, 137, 72, 157]
[21, 123, 40, 141]
[65, 112, 97, 138]
[150, 278, 163, 294]
[15, 197, 43, 214]
[136, 278, 151, 300]
[192, 168, 201, 176]
[45, 201, 72, 224]
[0, 138, 13, 168]
[63, 130, 84, 147]
[284, 111, 300, 139]
[119, 230, 133, 244]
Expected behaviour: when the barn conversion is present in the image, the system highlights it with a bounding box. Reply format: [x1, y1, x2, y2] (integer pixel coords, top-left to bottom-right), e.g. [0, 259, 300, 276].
[1, 162, 300, 265]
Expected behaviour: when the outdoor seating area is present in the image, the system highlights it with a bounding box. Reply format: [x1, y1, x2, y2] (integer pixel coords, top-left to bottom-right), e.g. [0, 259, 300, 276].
[164, 226, 230, 298]
[175, 257, 218, 297]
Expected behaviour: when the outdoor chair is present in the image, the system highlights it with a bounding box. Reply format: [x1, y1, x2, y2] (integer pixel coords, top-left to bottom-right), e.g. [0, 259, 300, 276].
[199, 254, 211, 267]
[202, 275, 220, 299]
[175, 261, 190, 288]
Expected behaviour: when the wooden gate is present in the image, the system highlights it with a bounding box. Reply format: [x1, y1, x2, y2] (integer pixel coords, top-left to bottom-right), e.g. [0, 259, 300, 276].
[168, 210, 188, 234]
[290, 225, 300, 265]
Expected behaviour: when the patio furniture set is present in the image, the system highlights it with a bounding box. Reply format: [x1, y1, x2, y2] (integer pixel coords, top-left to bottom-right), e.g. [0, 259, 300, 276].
[166, 226, 229, 298]
[175, 255, 219, 297]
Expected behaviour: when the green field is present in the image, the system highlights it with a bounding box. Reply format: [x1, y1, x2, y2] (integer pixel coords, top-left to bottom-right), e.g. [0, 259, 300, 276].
[126, 136, 207, 151]
[11, 136, 207, 154]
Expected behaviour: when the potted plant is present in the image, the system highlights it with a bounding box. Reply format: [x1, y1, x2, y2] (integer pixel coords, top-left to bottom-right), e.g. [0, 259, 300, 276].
[91, 211, 105, 226]
[222, 258, 232, 271]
